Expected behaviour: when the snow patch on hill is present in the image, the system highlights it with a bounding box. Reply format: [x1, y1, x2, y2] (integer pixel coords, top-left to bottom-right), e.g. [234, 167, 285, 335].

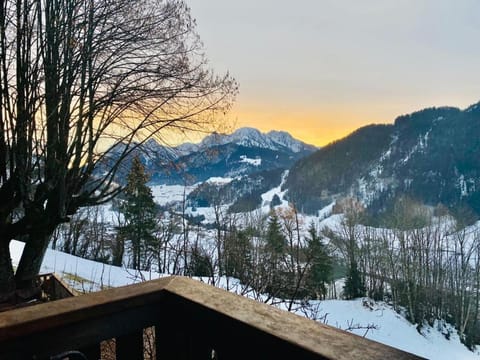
[260, 170, 289, 208]
[239, 155, 261, 166]
[150, 184, 196, 206]
[205, 176, 234, 184]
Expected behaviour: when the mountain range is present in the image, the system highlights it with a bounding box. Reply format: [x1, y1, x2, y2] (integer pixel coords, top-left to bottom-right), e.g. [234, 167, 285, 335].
[137, 127, 317, 185]
[111, 101, 480, 219]
[176, 127, 316, 154]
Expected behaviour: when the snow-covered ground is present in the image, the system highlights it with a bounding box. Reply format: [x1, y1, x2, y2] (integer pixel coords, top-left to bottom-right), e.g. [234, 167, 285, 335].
[150, 183, 196, 206]
[9, 240, 480, 359]
[308, 299, 479, 360]
[19, 176, 480, 359]
[10, 240, 165, 292]
[239, 154, 261, 166]
[260, 170, 290, 209]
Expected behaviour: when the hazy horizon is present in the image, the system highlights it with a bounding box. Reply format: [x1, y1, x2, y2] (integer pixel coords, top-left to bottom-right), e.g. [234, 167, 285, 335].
[186, 0, 480, 146]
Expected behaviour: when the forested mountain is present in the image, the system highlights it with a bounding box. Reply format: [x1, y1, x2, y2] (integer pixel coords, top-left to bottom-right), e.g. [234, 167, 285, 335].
[285, 104, 480, 216]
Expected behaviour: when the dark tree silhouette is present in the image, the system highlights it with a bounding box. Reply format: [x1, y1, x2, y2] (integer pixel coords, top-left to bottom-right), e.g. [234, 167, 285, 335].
[305, 222, 332, 299]
[0, 0, 237, 300]
[118, 157, 157, 270]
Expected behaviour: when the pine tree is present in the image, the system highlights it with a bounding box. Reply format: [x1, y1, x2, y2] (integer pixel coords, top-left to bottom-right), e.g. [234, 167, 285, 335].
[186, 243, 213, 278]
[224, 228, 253, 282]
[262, 213, 287, 296]
[270, 194, 282, 208]
[265, 213, 286, 258]
[305, 222, 332, 299]
[119, 156, 158, 270]
[343, 260, 365, 299]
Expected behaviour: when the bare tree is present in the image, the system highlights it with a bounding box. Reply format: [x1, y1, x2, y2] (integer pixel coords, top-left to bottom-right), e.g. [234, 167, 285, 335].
[0, 0, 237, 300]
[324, 197, 366, 299]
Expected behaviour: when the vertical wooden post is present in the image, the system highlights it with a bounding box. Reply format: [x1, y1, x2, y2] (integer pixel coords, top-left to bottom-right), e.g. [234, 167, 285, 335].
[155, 325, 189, 360]
[116, 330, 144, 360]
[155, 324, 214, 360]
[79, 343, 101, 360]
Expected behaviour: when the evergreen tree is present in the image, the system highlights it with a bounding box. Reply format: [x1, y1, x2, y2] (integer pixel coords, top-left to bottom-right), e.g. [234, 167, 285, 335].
[305, 222, 332, 299]
[186, 243, 213, 278]
[224, 228, 253, 282]
[270, 194, 282, 208]
[262, 213, 287, 296]
[119, 156, 158, 270]
[265, 213, 286, 258]
[343, 260, 365, 299]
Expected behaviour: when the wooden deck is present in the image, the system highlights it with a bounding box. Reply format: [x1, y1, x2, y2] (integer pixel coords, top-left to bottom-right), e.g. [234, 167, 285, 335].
[0, 275, 425, 359]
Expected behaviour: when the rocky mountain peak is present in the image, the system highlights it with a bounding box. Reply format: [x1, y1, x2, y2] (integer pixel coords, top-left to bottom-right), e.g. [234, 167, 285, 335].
[195, 127, 317, 154]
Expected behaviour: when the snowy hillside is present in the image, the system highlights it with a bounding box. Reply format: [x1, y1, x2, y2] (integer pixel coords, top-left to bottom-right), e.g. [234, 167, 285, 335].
[34, 159, 480, 360]
[285, 103, 480, 215]
[10, 239, 480, 360]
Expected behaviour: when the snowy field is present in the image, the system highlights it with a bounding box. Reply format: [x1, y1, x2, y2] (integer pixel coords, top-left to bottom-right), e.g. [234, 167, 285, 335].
[9, 240, 480, 359]
[150, 183, 197, 206]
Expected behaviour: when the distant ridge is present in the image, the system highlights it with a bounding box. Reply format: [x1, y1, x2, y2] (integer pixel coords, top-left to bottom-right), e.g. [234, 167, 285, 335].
[174, 127, 317, 155]
[285, 102, 480, 216]
[102, 127, 318, 186]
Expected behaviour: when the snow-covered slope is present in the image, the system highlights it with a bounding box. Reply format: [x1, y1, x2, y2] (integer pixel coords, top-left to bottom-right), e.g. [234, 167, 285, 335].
[267, 129, 312, 153]
[9, 240, 479, 359]
[198, 127, 317, 153]
[306, 298, 479, 360]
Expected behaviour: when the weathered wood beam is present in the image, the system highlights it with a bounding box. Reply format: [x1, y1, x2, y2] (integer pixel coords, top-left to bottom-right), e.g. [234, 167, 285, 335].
[0, 276, 425, 360]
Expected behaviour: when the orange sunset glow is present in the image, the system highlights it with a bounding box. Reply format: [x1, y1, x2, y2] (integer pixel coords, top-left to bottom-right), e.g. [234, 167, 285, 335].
[228, 93, 480, 147]
[186, 0, 480, 147]
[231, 108, 364, 147]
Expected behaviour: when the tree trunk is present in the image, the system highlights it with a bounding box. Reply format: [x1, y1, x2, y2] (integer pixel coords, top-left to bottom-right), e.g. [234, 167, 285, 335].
[14, 231, 51, 298]
[112, 234, 124, 267]
[0, 239, 15, 301]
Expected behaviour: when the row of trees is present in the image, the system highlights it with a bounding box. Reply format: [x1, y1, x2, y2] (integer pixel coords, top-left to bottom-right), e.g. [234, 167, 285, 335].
[53, 157, 334, 311]
[52, 161, 480, 348]
[0, 0, 236, 300]
[52, 155, 480, 348]
[325, 197, 480, 348]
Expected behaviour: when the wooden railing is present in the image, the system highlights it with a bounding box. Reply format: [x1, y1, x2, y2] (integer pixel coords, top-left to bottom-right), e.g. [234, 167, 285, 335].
[0, 276, 424, 359]
[38, 273, 79, 300]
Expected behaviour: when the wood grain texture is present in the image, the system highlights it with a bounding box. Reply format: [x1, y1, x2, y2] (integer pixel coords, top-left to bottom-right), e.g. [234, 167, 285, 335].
[0, 275, 424, 360]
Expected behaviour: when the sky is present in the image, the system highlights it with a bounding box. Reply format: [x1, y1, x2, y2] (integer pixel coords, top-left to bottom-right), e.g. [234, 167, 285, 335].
[186, 0, 480, 146]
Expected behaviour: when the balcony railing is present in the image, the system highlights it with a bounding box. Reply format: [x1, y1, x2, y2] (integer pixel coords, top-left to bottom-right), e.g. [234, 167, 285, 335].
[0, 275, 424, 359]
